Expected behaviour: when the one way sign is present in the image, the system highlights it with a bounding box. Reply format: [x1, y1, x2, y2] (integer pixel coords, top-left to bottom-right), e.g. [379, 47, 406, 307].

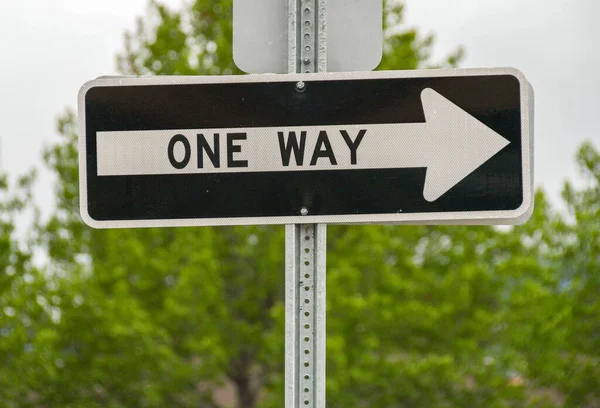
[78, 68, 533, 228]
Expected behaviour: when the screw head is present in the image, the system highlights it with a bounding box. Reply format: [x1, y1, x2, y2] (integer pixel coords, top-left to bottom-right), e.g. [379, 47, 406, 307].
[300, 207, 309, 216]
[296, 81, 306, 92]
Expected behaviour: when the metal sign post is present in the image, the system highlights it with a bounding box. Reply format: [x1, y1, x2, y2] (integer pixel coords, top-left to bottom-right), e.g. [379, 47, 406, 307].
[285, 224, 327, 408]
[285, 1, 327, 407]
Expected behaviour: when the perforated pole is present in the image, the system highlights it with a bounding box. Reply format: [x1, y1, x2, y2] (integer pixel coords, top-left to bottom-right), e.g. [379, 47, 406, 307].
[285, 1, 327, 408]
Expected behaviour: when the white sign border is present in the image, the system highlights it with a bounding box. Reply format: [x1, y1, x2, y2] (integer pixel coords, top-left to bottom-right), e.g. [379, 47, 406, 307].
[78, 67, 534, 228]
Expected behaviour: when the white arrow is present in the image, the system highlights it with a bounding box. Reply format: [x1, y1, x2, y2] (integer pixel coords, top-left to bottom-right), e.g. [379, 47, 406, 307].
[96, 88, 510, 202]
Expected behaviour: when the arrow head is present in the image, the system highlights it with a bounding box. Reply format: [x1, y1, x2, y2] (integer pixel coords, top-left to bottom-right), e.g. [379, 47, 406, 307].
[420, 88, 511, 202]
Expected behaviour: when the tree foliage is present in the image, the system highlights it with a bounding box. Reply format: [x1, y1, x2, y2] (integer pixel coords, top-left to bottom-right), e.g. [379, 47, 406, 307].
[0, 1, 598, 407]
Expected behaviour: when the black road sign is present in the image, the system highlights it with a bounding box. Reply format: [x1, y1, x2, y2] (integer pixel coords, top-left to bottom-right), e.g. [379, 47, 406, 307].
[78, 68, 534, 228]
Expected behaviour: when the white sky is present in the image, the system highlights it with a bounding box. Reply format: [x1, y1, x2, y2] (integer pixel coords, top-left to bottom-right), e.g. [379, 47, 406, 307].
[1, 0, 598, 220]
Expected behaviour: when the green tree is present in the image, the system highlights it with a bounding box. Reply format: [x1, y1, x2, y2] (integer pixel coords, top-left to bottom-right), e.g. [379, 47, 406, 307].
[543, 142, 600, 407]
[0, 171, 50, 406]
[2, 1, 599, 407]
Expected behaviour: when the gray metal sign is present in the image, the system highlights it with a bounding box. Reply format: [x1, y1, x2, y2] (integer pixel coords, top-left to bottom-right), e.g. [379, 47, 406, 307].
[233, 0, 382, 73]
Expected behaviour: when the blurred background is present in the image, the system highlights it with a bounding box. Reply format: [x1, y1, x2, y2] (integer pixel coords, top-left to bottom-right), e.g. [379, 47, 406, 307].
[0, 0, 599, 407]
